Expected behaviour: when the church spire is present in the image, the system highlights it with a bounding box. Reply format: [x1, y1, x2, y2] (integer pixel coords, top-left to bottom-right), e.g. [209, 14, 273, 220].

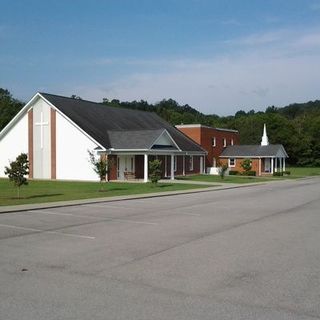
[261, 123, 269, 146]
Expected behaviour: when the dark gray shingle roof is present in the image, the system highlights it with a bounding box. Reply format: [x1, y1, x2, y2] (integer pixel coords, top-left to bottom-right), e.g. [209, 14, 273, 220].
[40, 93, 205, 153]
[107, 129, 179, 150]
[220, 144, 288, 158]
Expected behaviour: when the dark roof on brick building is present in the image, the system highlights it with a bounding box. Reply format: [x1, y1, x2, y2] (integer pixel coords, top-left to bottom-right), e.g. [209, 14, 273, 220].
[220, 144, 288, 158]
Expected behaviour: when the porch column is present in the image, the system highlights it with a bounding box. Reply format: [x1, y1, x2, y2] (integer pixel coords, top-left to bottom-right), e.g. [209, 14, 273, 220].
[258, 158, 261, 176]
[280, 157, 282, 172]
[271, 157, 274, 174]
[275, 158, 278, 172]
[200, 156, 203, 174]
[164, 155, 167, 177]
[144, 154, 148, 183]
[170, 155, 175, 180]
[183, 156, 185, 176]
[283, 158, 286, 171]
[203, 156, 206, 173]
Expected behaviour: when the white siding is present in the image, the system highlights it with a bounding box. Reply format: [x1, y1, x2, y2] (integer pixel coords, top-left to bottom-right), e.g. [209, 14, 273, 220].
[32, 98, 51, 179]
[56, 112, 99, 181]
[0, 113, 28, 178]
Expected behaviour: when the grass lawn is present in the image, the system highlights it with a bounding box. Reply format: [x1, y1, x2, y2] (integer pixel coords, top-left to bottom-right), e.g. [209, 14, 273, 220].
[0, 179, 212, 206]
[177, 174, 275, 184]
[287, 166, 320, 176]
[178, 166, 320, 184]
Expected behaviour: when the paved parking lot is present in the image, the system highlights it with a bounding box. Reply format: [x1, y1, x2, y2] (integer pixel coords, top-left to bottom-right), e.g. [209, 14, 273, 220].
[1, 177, 320, 320]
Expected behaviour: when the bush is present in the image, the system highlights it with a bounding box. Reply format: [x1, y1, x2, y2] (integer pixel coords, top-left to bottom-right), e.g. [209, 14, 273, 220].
[283, 170, 291, 175]
[240, 159, 252, 172]
[273, 172, 283, 177]
[149, 159, 162, 184]
[242, 170, 256, 176]
[229, 170, 239, 175]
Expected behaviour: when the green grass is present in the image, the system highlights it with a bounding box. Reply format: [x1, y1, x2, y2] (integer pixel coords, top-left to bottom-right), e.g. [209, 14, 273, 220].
[0, 179, 212, 206]
[287, 166, 320, 176]
[177, 174, 275, 184]
[177, 166, 320, 184]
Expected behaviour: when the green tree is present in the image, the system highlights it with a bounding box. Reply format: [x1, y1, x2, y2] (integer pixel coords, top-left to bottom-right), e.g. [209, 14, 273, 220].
[218, 164, 228, 179]
[4, 153, 29, 199]
[149, 159, 162, 184]
[88, 151, 114, 190]
[0, 88, 23, 131]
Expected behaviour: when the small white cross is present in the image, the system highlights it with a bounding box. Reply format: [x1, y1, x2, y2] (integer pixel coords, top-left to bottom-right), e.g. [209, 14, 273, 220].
[35, 112, 49, 149]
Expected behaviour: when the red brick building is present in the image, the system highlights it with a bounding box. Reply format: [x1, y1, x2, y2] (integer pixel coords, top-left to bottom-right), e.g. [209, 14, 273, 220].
[176, 124, 240, 171]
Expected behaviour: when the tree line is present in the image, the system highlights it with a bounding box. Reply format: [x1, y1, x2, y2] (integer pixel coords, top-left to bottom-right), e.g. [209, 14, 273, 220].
[1, 88, 319, 166]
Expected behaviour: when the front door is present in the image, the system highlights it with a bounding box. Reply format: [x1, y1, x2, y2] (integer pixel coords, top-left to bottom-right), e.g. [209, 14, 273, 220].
[264, 158, 271, 173]
[117, 156, 135, 180]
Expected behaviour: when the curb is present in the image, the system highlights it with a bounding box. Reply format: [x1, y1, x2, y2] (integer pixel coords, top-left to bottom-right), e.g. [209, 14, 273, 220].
[0, 182, 265, 214]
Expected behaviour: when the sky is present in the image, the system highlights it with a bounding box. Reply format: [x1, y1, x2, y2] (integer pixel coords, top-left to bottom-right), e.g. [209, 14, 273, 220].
[1, 0, 320, 115]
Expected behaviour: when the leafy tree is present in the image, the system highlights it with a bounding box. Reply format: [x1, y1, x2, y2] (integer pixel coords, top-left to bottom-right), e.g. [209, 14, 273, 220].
[4, 153, 29, 199]
[88, 151, 114, 190]
[149, 159, 162, 184]
[0, 88, 23, 131]
[240, 159, 252, 172]
[218, 164, 228, 179]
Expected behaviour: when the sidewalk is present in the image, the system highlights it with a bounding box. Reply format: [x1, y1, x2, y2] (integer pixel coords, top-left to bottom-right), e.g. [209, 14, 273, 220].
[0, 182, 263, 214]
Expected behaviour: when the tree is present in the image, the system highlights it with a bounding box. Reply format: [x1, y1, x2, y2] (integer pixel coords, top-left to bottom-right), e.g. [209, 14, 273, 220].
[149, 159, 162, 184]
[0, 88, 23, 131]
[4, 153, 29, 199]
[88, 151, 114, 190]
[240, 158, 252, 172]
[218, 164, 228, 179]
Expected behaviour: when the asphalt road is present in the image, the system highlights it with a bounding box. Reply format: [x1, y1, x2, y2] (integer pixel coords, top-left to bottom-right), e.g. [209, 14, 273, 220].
[0, 177, 320, 320]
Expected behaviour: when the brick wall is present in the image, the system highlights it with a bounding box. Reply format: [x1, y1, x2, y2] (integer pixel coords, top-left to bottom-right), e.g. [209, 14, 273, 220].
[177, 126, 239, 168]
[220, 157, 261, 175]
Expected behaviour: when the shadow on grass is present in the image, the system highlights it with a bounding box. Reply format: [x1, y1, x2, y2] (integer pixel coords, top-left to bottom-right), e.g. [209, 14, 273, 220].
[27, 193, 64, 199]
[105, 187, 128, 192]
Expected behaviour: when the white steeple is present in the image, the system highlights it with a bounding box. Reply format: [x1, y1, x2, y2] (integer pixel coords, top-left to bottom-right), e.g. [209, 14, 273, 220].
[261, 123, 269, 146]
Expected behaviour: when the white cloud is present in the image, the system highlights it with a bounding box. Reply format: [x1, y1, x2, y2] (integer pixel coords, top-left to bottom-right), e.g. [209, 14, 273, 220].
[73, 27, 320, 115]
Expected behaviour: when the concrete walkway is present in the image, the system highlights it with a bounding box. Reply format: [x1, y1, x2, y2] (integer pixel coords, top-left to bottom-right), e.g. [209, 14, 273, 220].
[0, 181, 264, 214]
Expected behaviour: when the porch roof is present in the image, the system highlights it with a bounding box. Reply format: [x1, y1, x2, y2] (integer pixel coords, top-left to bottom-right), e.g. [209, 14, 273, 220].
[220, 144, 288, 158]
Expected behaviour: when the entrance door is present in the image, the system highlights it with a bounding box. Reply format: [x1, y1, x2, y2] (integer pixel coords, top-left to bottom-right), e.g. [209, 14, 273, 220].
[117, 156, 135, 180]
[264, 158, 271, 173]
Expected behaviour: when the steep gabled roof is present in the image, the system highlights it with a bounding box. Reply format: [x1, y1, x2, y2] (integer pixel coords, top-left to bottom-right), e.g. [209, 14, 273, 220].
[220, 144, 288, 158]
[40, 93, 205, 153]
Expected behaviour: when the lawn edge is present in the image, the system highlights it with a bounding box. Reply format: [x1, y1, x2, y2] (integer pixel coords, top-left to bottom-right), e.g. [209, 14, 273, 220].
[0, 183, 265, 214]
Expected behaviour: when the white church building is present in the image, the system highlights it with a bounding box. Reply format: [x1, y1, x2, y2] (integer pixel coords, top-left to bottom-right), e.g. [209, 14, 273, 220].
[0, 92, 206, 182]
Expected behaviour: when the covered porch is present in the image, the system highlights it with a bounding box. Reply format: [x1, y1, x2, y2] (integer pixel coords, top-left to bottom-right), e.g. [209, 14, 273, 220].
[260, 157, 286, 175]
[105, 152, 206, 182]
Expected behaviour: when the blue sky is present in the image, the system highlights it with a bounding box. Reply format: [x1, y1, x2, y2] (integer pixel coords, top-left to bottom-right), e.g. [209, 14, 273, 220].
[1, 0, 320, 115]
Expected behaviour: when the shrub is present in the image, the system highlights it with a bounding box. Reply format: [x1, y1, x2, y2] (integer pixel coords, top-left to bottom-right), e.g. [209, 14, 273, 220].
[283, 170, 291, 175]
[240, 158, 252, 172]
[149, 159, 162, 184]
[242, 170, 256, 176]
[229, 170, 239, 175]
[273, 172, 283, 177]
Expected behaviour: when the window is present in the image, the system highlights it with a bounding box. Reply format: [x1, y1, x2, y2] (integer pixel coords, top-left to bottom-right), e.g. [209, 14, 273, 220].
[212, 137, 216, 147]
[223, 138, 227, 147]
[174, 156, 177, 172]
[229, 158, 236, 167]
[188, 156, 193, 171]
[231, 138, 234, 146]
